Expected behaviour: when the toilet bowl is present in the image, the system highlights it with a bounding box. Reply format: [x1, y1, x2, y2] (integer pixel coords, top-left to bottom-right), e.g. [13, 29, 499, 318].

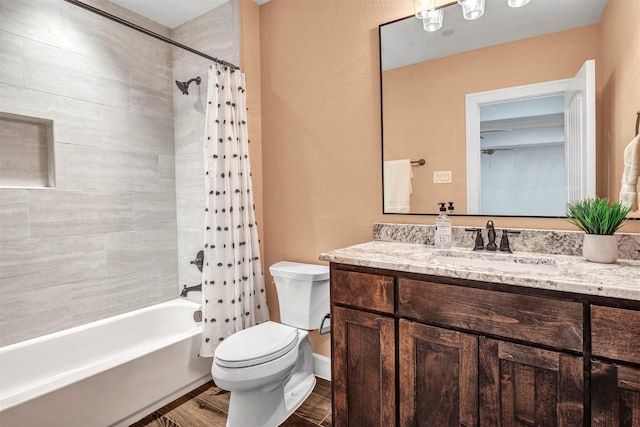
[211, 261, 330, 427]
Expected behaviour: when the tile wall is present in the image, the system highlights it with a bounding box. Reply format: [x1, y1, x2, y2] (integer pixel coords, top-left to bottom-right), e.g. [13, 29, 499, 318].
[0, 0, 238, 345]
[171, 1, 240, 290]
[0, 114, 53, 187]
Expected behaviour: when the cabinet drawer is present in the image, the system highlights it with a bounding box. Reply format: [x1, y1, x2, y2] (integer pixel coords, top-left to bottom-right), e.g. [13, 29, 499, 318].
[592, 305, 640, 364]
[331, 269, 394, 313]
[399, 278, 583, 351]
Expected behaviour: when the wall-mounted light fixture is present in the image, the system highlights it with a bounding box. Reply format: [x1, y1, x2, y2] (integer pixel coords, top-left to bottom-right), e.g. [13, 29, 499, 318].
[416, 0, 531, 32]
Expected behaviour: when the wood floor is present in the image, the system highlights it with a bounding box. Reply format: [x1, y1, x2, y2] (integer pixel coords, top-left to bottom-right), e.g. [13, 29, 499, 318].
[130, 377, 332, 427]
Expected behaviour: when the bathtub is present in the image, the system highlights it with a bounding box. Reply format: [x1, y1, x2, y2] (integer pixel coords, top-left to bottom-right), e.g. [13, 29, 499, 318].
[0, 299, 212, 427]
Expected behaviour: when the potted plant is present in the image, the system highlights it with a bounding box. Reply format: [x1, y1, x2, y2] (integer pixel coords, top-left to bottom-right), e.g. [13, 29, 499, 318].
[566, 197, 631, 263]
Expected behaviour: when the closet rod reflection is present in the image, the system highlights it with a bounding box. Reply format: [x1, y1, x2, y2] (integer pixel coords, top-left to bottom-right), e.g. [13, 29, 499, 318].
[411, 159, 426, 166]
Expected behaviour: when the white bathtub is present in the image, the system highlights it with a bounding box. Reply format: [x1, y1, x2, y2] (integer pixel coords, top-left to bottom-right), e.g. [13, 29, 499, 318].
[0, 299, 212, 427]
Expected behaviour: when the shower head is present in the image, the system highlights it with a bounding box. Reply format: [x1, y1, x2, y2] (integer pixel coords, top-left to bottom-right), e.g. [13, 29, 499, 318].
[175, 76, 201, 95]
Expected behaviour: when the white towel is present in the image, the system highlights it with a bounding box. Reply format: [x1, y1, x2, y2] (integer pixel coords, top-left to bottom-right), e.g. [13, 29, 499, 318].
[619, 134, 640, 211]
[384, 159, 413, 213]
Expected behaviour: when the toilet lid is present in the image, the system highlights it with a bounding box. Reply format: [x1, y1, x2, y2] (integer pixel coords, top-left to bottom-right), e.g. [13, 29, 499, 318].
[214, 321, 299, 368]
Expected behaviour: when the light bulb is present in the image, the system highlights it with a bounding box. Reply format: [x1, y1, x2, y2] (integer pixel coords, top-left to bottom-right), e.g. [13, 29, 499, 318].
[422, 8, 444, 32]
[457, 0, 485, 20]
[508, 0, 530, 7]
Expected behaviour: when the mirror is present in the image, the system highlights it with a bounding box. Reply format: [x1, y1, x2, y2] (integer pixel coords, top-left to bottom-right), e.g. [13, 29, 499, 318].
[380, 0, 609, 216]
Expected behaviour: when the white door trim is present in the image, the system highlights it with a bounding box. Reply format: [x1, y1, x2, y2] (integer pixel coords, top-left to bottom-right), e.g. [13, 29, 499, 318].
[564, 59, 596, 203]
[465, 79, 572, 214]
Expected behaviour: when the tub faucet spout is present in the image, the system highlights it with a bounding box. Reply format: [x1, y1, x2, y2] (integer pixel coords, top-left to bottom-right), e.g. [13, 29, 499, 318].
[180, 283, 202, 297]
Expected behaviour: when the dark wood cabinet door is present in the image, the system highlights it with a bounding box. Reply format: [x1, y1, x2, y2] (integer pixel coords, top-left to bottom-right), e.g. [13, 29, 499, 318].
[332, 306, 395, 427]
[399, 320, 478, 427]
[592, 306, 640, 365]
[479, 338, 583, 427]
[331, 269, 395, 313]
[399, 278, 583, 352]
[592, 361, 640, 426]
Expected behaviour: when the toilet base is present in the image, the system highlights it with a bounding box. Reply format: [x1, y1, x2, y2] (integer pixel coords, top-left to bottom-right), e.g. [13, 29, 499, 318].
[226, 372, 315, 427]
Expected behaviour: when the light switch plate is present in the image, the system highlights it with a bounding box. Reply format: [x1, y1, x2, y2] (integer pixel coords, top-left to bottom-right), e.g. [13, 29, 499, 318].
[433, 171, 452, 183]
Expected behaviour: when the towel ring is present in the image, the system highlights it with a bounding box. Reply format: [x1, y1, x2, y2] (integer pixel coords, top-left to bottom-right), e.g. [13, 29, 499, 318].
[636, 110, 639, 136]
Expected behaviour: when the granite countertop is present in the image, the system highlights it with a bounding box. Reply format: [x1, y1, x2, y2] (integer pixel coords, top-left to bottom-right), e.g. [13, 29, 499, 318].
[319, 241, 640, 301]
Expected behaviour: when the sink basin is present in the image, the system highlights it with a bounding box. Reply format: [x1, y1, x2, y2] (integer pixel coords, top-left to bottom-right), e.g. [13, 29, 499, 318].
[433, 251, 561, 275]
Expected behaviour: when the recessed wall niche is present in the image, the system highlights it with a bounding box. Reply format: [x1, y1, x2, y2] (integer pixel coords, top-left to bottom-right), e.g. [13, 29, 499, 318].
[0, 112, 55, 188]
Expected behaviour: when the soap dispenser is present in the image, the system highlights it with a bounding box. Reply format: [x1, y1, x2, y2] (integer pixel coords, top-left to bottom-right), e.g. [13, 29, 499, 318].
[434, 202, 452, 249]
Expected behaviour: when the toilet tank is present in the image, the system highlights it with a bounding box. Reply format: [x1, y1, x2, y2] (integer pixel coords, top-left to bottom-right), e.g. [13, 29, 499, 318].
[269, 261, 330, 330]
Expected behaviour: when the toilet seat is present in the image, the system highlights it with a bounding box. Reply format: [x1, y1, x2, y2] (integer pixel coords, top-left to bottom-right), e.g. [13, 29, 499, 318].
[215, 321, 299, 368]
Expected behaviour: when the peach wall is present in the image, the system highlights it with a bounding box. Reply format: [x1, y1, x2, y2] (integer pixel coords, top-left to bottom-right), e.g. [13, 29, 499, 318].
[383, 25, 600, 214]
[259, 0, 412, 357]
[259, 0, 640, 358]
[240, 0, 264, 251]
[600, 0, 640, 214]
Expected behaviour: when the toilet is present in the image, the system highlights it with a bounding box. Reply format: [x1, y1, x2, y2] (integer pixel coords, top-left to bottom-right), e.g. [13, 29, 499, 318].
[211, 261, 330, 427]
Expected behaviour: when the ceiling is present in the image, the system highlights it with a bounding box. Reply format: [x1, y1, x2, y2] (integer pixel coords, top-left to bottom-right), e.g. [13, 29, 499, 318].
[110, 0, 270, 29]
[107, 0, 607, 67]
[381, 0, 608, 70]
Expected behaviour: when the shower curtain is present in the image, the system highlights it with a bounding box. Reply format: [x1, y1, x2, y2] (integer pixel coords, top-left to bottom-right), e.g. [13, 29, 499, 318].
[200, 64, 270, 358]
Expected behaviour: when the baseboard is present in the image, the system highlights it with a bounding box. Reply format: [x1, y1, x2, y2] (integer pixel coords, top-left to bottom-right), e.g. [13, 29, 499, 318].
[313, 353, 331, 381]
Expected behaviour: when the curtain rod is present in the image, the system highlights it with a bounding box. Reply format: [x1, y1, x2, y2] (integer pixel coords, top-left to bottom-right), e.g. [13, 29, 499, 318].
[61, 0, 240, 70]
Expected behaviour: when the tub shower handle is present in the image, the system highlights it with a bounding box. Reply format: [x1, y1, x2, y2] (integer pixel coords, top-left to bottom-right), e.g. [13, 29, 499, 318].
[191, 250, 204, 272]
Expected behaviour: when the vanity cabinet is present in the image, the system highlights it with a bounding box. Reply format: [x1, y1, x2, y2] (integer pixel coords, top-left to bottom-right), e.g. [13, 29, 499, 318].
[399, 321, 478, 426]
[591, 306, 640, 426]
[591, 362, 640, 426]
[398, 321, 584, 427]
[330, 263, 640, 426]
[329, 265, 640, 426]
[331, 269, 396, 426]
[478, 338, 584, 426]
[398, 278, 584, 352]
[398, 278, 584, 426]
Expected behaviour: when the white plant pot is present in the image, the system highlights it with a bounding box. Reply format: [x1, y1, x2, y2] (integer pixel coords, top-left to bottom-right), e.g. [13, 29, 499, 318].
[582, 234, 618, 264]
